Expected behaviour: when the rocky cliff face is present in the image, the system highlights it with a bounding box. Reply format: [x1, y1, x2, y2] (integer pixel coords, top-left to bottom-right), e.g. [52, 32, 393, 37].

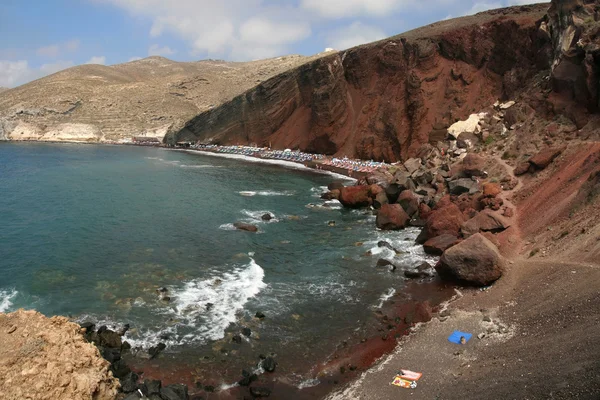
[542, 0, 600, 111]
[170, 4, 551, 162]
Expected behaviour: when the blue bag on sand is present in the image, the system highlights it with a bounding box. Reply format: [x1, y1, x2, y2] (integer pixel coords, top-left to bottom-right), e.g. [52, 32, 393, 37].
[448, 330, 472, 344]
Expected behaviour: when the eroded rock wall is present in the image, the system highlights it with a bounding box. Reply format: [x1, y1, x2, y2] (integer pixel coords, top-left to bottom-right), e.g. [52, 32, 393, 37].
[170, 5, 551, 162]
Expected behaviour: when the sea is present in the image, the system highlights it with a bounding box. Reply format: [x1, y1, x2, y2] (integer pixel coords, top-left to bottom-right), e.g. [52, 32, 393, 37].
[0, 142, 449, 397]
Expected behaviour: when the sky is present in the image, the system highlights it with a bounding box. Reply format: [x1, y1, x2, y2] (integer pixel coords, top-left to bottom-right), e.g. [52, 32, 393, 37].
[0, 0, 543, 88]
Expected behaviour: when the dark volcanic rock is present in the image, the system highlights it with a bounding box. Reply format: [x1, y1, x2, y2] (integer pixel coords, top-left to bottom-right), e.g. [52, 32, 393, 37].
[120, 372, 139, 393]
[397, 190, 420, 217]
[143, 379, 162, 395]
[99, 329, 122, 349]
[250, 386, 272, 398]
[255, 311, 266, 319]
[148, 343, 166, 359]
[436, 233, 505, 286]
[376, 259, 395, 268]
[111, 359, 131, 379]
[261, 213, 273, 221]
[241, 327, 252, 337]
[80, 321, 95, 333]
[461, 210, 510, 237]
[234, 222, 259, 232]
[262, 356, 277, 372]
[423, 234, 460, 255]
[376, 204, 410, 230]
[448, 178, 479, 195]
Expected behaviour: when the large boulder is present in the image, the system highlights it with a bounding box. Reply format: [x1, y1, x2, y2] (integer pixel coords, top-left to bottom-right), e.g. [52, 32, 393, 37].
[514, 162, 531, 176]
[436, 233, 505, 286]
[462, 153, 486, 177]
[373, 190, 389, 209]
[397, 190, 419, 217]
[365, 170, 394, 188]
[404, 158, 422, 175]
[376, 204, 410, 230]
[328, 180, 346, 191]
[448, 178, 479, 195]
[393, 170, 416, 192]
[482, 182, 502, 198]
[339, 185, 373, 208]
[528, 145, 566, 170]
[418, 202, 465, 243]
[461, 210, 510, 237]
[234, 222, 258, 232]
[423, 234, 460, 255]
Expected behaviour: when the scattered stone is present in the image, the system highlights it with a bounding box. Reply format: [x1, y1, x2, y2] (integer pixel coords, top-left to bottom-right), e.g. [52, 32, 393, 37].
[255, 311, 266, 319]
[338, 185, 373, 208]
[404, 158, 422, 175]
[461, 210, 510, 237]
[376, 204, 409, 230]
[448, 178, 479, 195]
[327, 220, 336, 226]
[477, 333, 487, 340]
[120, 372, 139, 393]
[262, 356, 277, 372]
[80, 321, 96, 333]
[397, 190, 419, 217]
[250, 386, 272, 398]
[148, 343, 166, 359]
[503, 207, 514, 218]
[241, 327, 252, 337]
[232, 335, 243, 344]
[99, 329, 122, 349]
[261, 213, 273, 221]
[462, 153, 486, 177]
[423, 234, 460, 255]
[514, 162, 531, 176]
[144, 379, 162, 395]
[376, 259, 395, 269]
[328, 181, 346, 191]
[234, 222, 258, 232]
[482, 182, 502, 198]
[436, 233, 505, 286]
[528, 145, 566, 169]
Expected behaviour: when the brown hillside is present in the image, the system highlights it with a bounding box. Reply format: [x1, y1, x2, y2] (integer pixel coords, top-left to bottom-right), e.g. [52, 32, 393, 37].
[0, 53, 330, 142]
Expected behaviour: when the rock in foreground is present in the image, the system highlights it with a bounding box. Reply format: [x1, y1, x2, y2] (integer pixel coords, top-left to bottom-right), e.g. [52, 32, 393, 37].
[0, 309, 119, 399]
[436, 233, 505, 286]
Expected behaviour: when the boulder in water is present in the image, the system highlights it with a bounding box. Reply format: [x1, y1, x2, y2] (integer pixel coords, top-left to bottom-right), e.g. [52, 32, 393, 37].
[376, 204, 409, 230]
[234, 222, 259, 232]
[261, 213, 273, 221]
[262, 356, 277, 372]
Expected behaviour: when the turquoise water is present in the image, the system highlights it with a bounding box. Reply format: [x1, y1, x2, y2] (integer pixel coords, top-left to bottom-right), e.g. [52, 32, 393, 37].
[0, 142, 436, 388]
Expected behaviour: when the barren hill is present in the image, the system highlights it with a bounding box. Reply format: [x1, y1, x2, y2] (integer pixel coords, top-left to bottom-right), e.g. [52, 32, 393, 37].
[0, 53, 330, 142]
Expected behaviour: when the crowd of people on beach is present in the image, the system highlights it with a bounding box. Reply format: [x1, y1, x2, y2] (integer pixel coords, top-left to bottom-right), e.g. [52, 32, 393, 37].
[186, 143, 389, 175]
[320, 157, 389, 174]
[190, 144, 325, 163]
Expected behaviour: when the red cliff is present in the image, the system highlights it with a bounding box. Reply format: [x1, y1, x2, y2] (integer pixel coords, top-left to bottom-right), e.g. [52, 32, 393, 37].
[168, 4, 552, 162]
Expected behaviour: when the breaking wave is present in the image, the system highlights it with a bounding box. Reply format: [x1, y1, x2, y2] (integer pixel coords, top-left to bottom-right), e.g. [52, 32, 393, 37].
[0, 289, 18, 313]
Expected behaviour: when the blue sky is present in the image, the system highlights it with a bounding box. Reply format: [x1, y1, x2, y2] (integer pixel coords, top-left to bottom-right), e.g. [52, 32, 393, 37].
[0, 0, 543, 87]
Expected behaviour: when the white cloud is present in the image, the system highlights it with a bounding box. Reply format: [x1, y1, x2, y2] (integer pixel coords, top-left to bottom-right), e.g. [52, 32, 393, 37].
[0, 60, 74, 87]
[36, 45, 60, 58]
[36, 39, 80, 58]
[128, 56, 142, 62]
[326, 21, 386, 50]
[301, 0, 408, 18]
[148, 44, 175, 56]
[98, 0, 312, 60]
[85, 56, 107, 65]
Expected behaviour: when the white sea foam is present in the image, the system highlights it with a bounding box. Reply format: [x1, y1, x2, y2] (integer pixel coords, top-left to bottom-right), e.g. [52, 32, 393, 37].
[298, 379, 321, 390]
[179, 164, 217, 169]
[219, 223, 237, 231]
[376, 288, 397, 309]
[125, 258, 267, 348]
[0, 289, 17, 313]
[311, 186, 329, 198]
[364, 228, 438, 268]
[307, 280, 360, 304]
[239, 190, 295, 197]
[241, 210, 279, 223]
